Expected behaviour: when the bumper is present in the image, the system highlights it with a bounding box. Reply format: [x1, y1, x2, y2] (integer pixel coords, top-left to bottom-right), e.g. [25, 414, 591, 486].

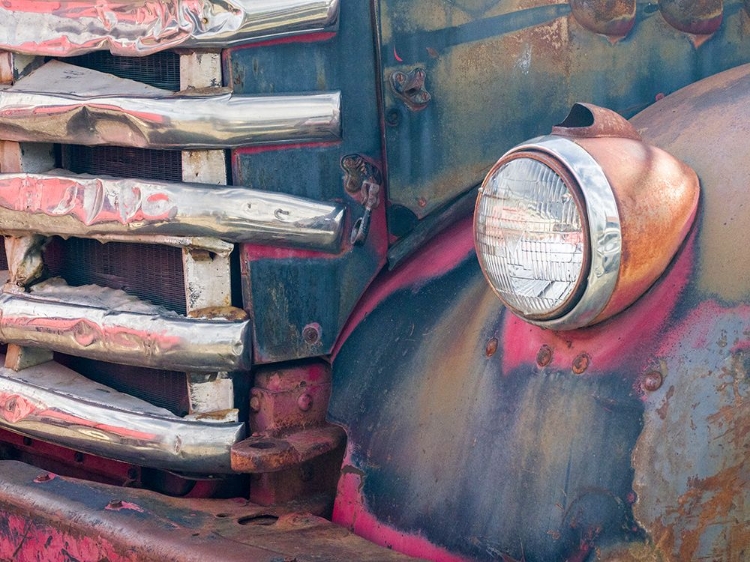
[0, 459, 417, 562]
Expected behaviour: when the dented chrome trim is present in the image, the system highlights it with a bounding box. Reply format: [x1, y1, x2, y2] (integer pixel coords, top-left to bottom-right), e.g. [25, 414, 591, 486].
[0, 171, 345, 252]
[0, 356, 244, 473]
[0, 291, 251, 373]
[0, 0, 340, 57]
[0, 62, 341, 150]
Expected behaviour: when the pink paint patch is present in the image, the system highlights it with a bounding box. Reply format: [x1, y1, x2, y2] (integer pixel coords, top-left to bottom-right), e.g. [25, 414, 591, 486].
[502, 231, 696, 375]
[333, 450, 470, 562]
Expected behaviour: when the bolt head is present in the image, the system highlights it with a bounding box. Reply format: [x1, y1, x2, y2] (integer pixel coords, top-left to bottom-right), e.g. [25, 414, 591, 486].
[572, 353, 590, 375]
[302, 324, 321, 345]
[642, 371, 663, 392]
[297, 393, 314, 412]
[536, 345, 553, 367]
[249, 393, 261, 413]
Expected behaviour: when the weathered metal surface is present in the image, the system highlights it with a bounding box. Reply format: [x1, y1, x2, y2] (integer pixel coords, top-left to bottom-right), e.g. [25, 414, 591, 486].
[569, 0, 635, 38]
[0, 61, 341, 150]
[380, 0, 750, 223]
[0, 281, 251, 372]
[0, 460, 417, 562]
[231, 0, 387, 364]
[231, 425, 345, 473]
[0, 356, 245, 473]
[250, 362, 332, 434]
[0, 171, 345, 252]
[330, 65, 750, 560]
[0, 0, 340, 57]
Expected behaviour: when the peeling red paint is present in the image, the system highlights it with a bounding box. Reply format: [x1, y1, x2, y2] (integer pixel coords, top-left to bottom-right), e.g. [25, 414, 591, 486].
[333, 448, 470, 562]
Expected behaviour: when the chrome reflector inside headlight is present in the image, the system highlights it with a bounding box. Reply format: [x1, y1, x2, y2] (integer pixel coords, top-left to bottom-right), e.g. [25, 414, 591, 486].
[475, 135, 622, 330]
[475, 155, 588, 320]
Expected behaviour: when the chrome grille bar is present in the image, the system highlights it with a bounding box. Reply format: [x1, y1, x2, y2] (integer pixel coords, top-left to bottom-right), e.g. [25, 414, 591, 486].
[0, 171, 344, 252]
[0, 62, 341, 150]
[0, 356, 244, 473]
[0, 0, 340, 57]
[0, 283, 251, 372]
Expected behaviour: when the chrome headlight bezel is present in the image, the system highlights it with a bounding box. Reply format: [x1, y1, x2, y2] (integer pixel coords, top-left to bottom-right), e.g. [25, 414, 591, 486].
[475, 135, 622, 330]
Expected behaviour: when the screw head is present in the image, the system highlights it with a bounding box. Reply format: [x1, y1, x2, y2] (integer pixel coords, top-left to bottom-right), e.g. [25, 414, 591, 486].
[642, 371, 663, 392]
[536, 345, 553, 367]
[297, 393, 313, 412]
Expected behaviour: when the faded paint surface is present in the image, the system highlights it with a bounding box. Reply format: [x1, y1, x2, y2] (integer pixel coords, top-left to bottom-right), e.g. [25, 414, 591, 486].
[331, 66, 750, 560]
[381, 0, 750, 221]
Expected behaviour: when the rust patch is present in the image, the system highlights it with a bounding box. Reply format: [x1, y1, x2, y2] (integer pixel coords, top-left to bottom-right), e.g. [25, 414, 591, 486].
[572, 353, 590, 374]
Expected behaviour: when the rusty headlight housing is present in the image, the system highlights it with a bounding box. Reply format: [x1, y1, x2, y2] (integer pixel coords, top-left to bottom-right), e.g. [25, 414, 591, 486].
[475, 103, 699, 330]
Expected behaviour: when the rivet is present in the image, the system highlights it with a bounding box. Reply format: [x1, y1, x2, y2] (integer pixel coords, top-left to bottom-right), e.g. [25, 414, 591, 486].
[417, 197, 428, 208]
[108, 499, 123, 509]
[297, 393, 313, 412]
[572, 353, 590, 374]
[302, 324, 321, 345]
[536, 345, 552, 367]
[385, 108, 401, 126]
[33, 473, 52, 483]
[74, 452, 84, 463]
[22, 437, 32, 447]
[485, 337, 498, 357]
[642, 371, 663, 392]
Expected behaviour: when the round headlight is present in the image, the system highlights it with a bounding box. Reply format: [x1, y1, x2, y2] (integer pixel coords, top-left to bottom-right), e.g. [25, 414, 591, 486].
[475, 154, 589, 320]
[475, 135, 622, 330]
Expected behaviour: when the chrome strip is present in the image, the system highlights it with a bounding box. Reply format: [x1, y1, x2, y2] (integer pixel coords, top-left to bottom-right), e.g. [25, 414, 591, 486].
[0, 171, 345, 252]
[0, 0, 340, 57]
[0, 62, 341, 150]
[0, 284, 251, 372]
[0, 356, 244, 473]
[504, 135, 622, 330]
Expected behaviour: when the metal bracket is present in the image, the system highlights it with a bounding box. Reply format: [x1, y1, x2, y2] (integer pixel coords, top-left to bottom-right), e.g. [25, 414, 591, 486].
[341, 154, 382, 246]
[389, 67, 431, 111]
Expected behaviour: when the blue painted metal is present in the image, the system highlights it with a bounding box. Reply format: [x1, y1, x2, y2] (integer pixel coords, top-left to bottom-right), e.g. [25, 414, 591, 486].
[380, 0, 750, 225]
[228, 0, 387, 363]
[330, 64, 750, 560]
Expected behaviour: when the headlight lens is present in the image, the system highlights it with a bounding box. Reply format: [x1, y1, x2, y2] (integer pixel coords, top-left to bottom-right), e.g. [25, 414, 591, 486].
[475, 154, 588, 320]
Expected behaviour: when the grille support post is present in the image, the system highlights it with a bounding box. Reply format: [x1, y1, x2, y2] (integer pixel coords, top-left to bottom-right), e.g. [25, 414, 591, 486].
[180, 50, 237, 421]
[0, 61, 55, 371]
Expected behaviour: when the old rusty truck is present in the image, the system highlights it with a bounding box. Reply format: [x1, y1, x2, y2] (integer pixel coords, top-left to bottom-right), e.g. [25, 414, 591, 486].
[0, 0, 747, 560]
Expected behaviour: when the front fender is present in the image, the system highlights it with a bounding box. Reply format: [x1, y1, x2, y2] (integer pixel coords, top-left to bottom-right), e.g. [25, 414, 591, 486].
[329, 64, 750, 561]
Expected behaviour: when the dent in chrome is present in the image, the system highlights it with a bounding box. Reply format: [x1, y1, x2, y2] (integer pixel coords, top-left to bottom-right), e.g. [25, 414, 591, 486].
[0, 62, 341, 150]
[0, 170, 345, 253]
[0, 280, 251, 373]
[0, 0, 340, 57]
[0, 356, 244, 473]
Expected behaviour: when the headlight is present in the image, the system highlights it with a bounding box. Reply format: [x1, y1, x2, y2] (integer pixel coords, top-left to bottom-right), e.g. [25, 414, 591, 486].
[475, 103, 699, 330]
